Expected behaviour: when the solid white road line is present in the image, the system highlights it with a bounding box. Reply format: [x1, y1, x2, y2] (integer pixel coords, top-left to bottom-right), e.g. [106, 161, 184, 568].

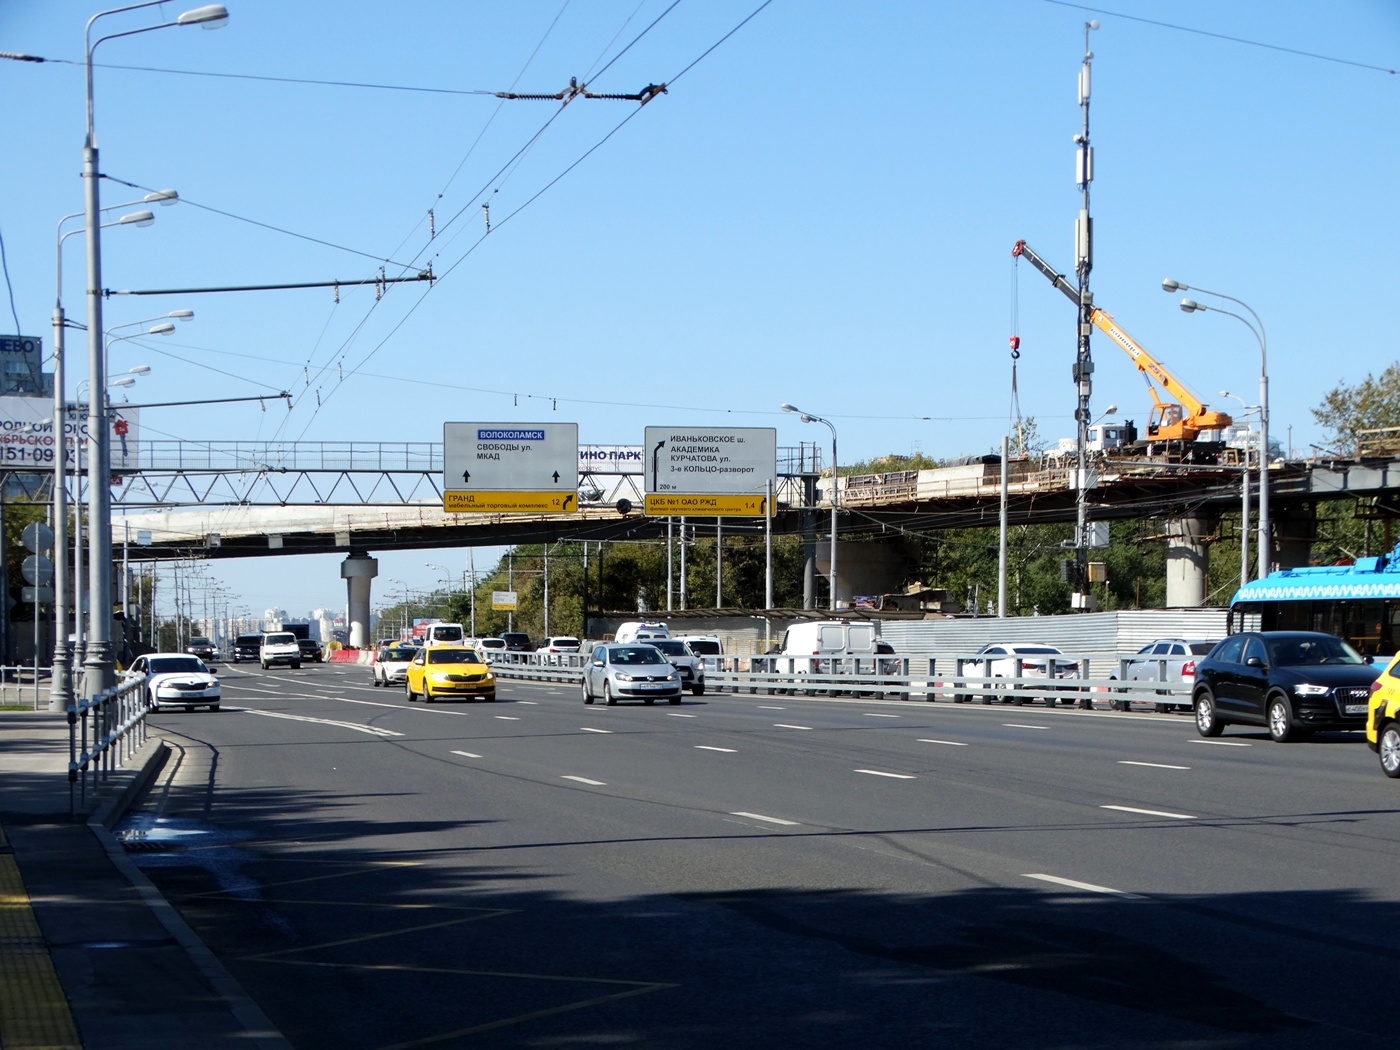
[451, 750, 482, 759]
[1190, 739, 1252, 747]
[1101, 804, 1195, 820]
[730, 811, 800, 826]
[1023, 873, 1145, 899]
[1003, 724, 1049, 730]
[244, 710, 401, 737]
[579, 727, 613, 734]
[854, 769, 916, 779]
[1119, 760, 1191, 770]
[773, 723, 812, 730]
[917, 738, 969, 747]
[695, 746, 737, 753]
[562, 775, 607, 786]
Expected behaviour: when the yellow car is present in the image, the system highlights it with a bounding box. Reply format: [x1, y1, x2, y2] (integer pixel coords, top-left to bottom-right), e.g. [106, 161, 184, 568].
[1366, 652, 1400, 777]
[405, 646, 496, 703]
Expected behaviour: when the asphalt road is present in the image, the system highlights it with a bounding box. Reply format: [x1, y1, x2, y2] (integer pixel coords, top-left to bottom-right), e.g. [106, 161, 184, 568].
[119, 661, 1400, 1049]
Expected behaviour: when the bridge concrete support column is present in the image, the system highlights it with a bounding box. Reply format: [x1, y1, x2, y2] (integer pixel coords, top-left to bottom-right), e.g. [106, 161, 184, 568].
[1164, 512, 1215, 608]
[341, 553, 378, 648]
[1272, 501, 1316, 573]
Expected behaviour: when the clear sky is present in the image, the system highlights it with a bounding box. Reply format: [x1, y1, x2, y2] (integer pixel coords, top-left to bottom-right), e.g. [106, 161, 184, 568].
[2, 0, 1397, 620]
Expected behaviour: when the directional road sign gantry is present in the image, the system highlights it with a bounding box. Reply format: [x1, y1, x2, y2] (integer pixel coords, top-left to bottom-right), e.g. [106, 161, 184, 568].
[442, 422, 579, 513]
[643, 426, 777, 517]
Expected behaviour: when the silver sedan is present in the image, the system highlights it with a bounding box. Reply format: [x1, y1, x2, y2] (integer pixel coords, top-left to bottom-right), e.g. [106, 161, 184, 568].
[581, 644, 682, 705]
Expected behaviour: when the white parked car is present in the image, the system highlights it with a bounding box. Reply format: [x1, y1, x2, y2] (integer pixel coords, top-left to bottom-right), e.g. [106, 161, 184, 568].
[648, 638, 706, 695]
[960, 643, 1080, 706]
[129, 653, 220, 712]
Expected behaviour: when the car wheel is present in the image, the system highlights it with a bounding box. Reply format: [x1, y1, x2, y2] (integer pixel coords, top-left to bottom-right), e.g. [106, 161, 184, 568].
[209, 704, 220, 712]
[1267, 695, 1297, 743]
[292, 661, 301, 670]
[424, 685, 435, 704]
[1379, 722, 1400, 778]
[184, 705, 194, 713]
[605, 682, 617, 706]
[669, 695, 682, 705]
[1194, 690, 1223, 737]
[261, 660, 269, 670]
[582, 676, 594, 704]
[691, 683, 705, 697]
[372, 675, 381, 688]
[644, 696, 656, 705]
[405, 681, 416, 702]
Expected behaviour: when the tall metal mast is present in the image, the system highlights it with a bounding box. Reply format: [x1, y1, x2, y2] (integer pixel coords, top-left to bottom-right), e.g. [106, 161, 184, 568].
[1072, 19, 1099, 610]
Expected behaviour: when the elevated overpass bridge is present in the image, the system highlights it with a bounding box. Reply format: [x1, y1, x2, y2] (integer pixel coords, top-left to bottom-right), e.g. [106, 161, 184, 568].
[109, 442, 1400, 578]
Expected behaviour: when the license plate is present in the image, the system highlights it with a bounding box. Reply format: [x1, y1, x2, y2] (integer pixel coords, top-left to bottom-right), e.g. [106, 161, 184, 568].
[635, 682, 669, 690]
[1345, 704, 1367, 715]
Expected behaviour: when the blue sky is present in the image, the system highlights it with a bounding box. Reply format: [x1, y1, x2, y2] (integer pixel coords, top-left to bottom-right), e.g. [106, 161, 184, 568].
[2, 0, 1397, 619]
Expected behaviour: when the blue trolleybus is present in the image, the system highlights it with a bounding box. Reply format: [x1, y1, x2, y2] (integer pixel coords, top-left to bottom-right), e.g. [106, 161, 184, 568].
[1230, 547, 1400, 659]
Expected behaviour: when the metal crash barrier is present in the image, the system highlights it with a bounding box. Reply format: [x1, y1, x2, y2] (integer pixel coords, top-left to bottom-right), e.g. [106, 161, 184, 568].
[68, 673, 149, 816]
[487, 650, 1193, 709]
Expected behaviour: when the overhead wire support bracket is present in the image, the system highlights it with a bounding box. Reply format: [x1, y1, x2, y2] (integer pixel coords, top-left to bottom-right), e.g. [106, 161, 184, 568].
[103, 267, 434, 297]
[496, 77, 667, 105]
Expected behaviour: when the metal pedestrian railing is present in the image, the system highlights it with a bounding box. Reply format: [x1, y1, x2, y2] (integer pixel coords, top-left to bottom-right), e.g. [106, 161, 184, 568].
[67, 674, 148, 816]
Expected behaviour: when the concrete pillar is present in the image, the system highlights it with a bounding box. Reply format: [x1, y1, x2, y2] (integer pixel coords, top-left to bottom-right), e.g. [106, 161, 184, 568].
[1272, 501, 1316, 572]
[1165, 513, 1215, 607]
[341, 553, 378, 648]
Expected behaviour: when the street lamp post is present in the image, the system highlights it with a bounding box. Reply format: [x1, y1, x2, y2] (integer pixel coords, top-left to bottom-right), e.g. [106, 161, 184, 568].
[1219, 390, 1261, 591]
[81, 1, 227, 693]
[1163, 278, 1270, 576]
[781, 404, 839, 611]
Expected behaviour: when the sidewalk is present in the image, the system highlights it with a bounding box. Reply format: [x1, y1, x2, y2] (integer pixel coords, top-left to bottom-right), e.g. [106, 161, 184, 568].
[0, 710, 291, 1050]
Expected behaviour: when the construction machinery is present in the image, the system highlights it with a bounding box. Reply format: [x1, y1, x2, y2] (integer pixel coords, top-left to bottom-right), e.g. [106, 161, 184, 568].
[1013, 239, 1233, 448]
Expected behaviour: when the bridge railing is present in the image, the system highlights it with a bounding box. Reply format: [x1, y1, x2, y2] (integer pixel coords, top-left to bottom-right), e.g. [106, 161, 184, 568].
[68, 673, 149, 816]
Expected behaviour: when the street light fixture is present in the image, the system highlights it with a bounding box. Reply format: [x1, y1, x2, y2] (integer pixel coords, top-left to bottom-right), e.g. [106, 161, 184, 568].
[1164, 278, 1270, 576]
[781, 403, 839, 611]
[81, 1, 227, 693]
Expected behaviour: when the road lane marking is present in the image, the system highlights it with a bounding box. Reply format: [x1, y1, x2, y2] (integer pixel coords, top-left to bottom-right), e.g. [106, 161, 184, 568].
[667, 713, 696, 718]
[1119, 760, 1191, 770]
[562, 775, 606, 786]
[516, 700, 539, 705]
[854, 769, 916, 779]
[730, 812, 800, 826]
[1190, 739, 1252, 747]
[1101, 805, 1195, 820]
[451, 750, 482, 759]
[863, 713, 899, 718]
[1024, 873, 1145, 899]
[1003, 724, 1049, 730]
[695, 746, 737, 753]
[494, 715, 520, 721]
[773, 723, 812, 730]
[757, 705, 786, 710]
[918, 738, 968, 747]
[579, 727, 613, 734]
[244, 710, 402, 737]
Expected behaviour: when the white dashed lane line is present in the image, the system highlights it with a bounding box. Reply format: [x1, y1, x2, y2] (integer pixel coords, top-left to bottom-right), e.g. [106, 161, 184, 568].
[918, 738, 968, 747]
[730, 812, 800, 826]
[579, 727, 613, 734]
[1024, 873, 1145, 900]
[854, 769, 916, 780]
[695, 746, 737, 753]
[667, 713, 696, 718]
[1003, 724, 1049, 730]
[494, 715, 520, 721]
[1119, 760, 1190, 770]
[451, 750, 482, 759]
[1191, 739, 1252, 747]
[562, 775, 606, 786]
[863, 713, 899, 718]
[1101, 804, 1195, 820]
[773, 724, 812, 730]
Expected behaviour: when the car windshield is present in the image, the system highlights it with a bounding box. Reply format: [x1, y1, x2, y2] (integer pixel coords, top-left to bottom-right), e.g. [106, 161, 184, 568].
[1011, 646, 1061, 655]
[1266, 635, 1365, 666]
[431, 626, 464, 641]
[610, 647, 667, 665]
[385, 647, 418, 660]
[652, 641, 690, 655]
[1189, 642, 1216, 655]
[265, 634, 295, 644]
[427, 649, 483, 665]
[148, 657, 205, 674]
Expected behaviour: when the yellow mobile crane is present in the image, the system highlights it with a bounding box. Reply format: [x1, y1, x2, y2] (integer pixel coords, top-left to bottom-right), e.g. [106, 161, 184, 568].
[1012, 239, 1233, 447]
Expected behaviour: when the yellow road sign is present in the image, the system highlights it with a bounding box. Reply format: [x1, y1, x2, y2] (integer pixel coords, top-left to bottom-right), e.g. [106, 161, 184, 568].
[644, 493, 772, 517]
[444, 491, 578, 514]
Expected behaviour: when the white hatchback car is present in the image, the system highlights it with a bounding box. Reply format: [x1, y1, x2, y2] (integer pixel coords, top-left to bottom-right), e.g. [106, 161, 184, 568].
[372, 644, 420, 687]
[129, 653, 221, 712]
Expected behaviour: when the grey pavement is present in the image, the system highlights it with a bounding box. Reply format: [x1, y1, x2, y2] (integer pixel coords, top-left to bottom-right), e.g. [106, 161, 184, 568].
[0, 710, 291, 1050]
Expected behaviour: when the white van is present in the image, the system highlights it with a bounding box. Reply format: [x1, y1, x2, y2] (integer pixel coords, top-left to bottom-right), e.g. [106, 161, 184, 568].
[777, 620, 880, 674]
[614, 621, 669, 644]
[422, 622, 466, 647]
[678, 635, 724, 671]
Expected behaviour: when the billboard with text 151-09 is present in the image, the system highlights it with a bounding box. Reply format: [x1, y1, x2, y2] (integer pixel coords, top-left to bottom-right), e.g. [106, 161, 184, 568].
[642, 426, 776, 517]
[442, 422, 579, 513]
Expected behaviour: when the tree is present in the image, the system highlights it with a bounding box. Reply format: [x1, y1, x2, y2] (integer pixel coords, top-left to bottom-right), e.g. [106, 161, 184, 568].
[1312, 363, 1400, 455]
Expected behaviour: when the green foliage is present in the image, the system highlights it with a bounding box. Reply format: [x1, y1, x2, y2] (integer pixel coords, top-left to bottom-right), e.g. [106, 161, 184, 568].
[1312, 362, 1400, 454]
[841, 453, 944, 476]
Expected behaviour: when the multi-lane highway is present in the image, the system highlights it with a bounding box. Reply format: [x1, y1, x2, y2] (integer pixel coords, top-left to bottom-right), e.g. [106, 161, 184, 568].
[122, 661, 1400, 1049]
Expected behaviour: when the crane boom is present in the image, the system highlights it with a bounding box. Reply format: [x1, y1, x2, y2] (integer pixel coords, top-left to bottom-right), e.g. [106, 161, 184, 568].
[1012, 239, 1232, 442]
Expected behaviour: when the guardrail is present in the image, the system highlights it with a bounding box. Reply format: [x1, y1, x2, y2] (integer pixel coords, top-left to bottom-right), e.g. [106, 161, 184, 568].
[486, 651, 1193, 709]
[68, 674, 149, 816]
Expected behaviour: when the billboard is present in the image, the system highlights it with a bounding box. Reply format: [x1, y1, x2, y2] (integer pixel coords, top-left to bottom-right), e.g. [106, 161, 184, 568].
[0, 396, 141, 471]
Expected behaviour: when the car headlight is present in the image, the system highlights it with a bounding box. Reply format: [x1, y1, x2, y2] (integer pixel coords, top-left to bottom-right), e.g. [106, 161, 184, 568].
[616, 672, 636, 682]
[666, 672, 678, 681]
[1294, 684, 1330, 696]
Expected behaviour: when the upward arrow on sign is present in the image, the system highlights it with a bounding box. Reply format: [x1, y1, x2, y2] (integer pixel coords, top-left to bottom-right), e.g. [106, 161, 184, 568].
[462, 470, 471, 484]
[552, 471, 560, 483]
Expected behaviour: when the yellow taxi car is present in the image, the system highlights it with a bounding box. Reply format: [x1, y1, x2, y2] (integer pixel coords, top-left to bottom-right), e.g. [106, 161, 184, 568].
[404, 645, 496, 703]
[1365, 652, 1400, 777]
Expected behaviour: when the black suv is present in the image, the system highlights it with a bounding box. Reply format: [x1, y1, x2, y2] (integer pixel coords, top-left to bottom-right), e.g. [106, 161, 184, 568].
[297, 638, 324, 663]
[231, 635, 262, 663]
[500, 632, 533, 652]
[1192, 631, 1379, 742]
[185, 637, 218, 662]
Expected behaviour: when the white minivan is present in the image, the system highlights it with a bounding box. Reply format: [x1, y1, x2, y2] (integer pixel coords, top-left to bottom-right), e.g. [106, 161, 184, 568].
[614, 621, 669, 644]
[777, 620, 881, 674]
